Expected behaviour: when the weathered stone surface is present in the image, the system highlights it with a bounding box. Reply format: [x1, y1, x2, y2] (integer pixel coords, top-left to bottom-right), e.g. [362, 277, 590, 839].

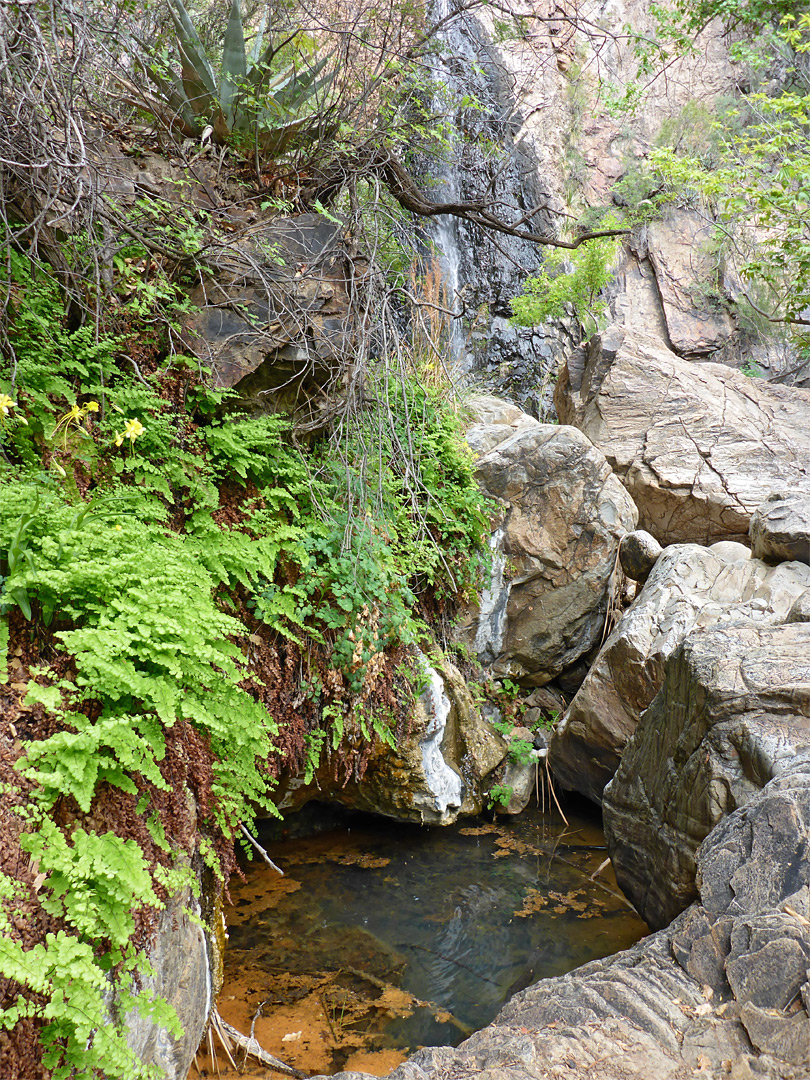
[603, 623, 810, 930]
[555, 326, 810, 544]
[181, 214, 356, 416]
[750, 492, 810, 566]
[277, 655, 506, 826]
[462, 400, 638, 685]
[549, 543, 810, 804]
[646, 210, 736, 358]
[788, 590, 810, 623]
[619, 528, 662, 582]
[126, 890, 212, 1080]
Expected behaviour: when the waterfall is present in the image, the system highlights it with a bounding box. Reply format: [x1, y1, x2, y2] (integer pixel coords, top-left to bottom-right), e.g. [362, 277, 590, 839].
[475, 525, 510, 664]
[422, 2, 576, 417]
[417, 654, 464, 818]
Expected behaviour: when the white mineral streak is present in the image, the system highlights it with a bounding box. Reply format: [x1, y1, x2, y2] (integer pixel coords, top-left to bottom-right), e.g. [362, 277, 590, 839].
[417, 654, 463, 817]
[475, 526, 510, 664]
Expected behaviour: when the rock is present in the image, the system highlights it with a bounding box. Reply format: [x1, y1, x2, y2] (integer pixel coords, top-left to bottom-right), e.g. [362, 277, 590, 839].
[549, 542, 810, 804]
[181, 215, 355, 417]
[277, 654, 507, 826]
[126, 889, 213, 1080]
[619, 529, 662, 582]
[646, 210, 735, 358]
[603, 622, 810, 929]
[462, 400, 638, 685]
[555, 327, 810, 544]
[750, 492, 810, 566]
[788, 590, 810, 623]
[492, 727, 538, 815]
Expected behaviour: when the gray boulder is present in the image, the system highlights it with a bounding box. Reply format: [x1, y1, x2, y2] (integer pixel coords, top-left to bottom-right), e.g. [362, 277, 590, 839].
[555, 326, 810, 545]
[549, 542, 810, 804]
[603, 621, 810, 930]
[750, 492, 810, 566]
[462, 396, 638, 686]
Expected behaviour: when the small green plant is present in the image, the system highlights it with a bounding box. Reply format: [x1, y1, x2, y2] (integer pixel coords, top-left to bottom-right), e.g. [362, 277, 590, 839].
[507, 737, 534, 766]
[487, 783, 514, 810]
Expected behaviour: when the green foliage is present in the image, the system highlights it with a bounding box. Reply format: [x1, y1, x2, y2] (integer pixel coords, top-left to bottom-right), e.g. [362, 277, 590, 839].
[144, 0, 336, 156]
[507, 737, 534, 766]
[487, 783, 513, 810]
[510, 236, 621, 335]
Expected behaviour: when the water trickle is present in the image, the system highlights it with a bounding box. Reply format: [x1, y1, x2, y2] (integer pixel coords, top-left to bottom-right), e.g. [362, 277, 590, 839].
[475, 525, 510, 665]
[417, 657, 464, 819]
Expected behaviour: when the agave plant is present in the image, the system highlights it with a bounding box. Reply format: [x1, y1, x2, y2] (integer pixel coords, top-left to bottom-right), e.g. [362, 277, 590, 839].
[144, 0, 336, 156]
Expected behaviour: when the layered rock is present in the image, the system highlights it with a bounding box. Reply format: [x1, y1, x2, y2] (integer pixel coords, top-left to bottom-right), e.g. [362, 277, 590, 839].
[462, 395, 638, 685]
[549, 542, 810, 803]
[555, 327, 810, 544]
[603, 622, 810, 930]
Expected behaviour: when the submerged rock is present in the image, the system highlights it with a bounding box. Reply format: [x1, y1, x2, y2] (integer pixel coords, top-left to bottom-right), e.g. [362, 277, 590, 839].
[555, 326, 810, 545]
[549, 541, 810, 804]
[603, 622, 810, 930]
[461, 395, 637, 686]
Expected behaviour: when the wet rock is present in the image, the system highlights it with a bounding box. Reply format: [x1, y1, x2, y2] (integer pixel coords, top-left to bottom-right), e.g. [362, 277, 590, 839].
[646, 210, 735, 358]
[555, 326, 810, 544]
[461, 398, 637, 685]
[549, 542, 810, 804]
[619, 529, 662, 583]
[277, 654, 507, 826]
[603, 622, 810, 929]
[750, 492, 810, 566]
[126, 888, 212, 1080]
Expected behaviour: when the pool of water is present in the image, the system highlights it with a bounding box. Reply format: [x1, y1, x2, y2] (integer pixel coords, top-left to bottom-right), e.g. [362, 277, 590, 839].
[204, 800, 647, 1077]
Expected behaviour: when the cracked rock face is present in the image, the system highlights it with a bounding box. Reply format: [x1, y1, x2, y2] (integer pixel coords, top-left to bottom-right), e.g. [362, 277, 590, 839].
[750, 492, 810, 566]
[461, 396, 638, 686]
[603, 622, 810, 930]
[549, 542, 810, 805]
[555, 327, 810, 545]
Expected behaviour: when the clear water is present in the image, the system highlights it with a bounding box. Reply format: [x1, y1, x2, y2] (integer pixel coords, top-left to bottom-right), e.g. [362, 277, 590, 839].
[224, 799, 647, 1065]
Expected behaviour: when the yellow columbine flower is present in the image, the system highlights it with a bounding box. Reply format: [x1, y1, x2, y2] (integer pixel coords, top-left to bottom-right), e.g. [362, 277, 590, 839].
[123, 418, 144, 441]
[85, 400, 100, 413]
[114, 433, 124, 447]
[0, 394, 16, 416]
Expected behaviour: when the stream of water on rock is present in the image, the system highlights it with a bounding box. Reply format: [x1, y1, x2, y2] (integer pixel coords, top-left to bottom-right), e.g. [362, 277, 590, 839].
[192, 798, 647, 1079]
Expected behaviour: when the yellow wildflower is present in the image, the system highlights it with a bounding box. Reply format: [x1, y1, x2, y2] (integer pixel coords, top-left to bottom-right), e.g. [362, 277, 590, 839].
[123, 418, 144, 441]
[114, 433, 124, 447]
[0, 394, 16, 416]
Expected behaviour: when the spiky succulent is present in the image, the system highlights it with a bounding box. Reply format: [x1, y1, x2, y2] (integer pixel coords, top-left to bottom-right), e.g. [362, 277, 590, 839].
[144, 0, 336, 156]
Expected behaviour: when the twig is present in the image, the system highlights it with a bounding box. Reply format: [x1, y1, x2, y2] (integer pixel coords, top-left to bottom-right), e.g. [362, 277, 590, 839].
[239, 823, 284, 875]
[211, 1008, 306, 1078]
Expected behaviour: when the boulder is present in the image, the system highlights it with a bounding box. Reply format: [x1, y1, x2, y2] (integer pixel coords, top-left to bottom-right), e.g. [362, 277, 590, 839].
[277, 654, 507, 826]
[555, 326, 810, 544]
[619, 528, 662, 582]
[549, 542, 810, 804]
[603, 622, 810, 929]
[646, 210, 736, 358]
[126, 888, 213, 1080]
[462, 396, 638, 685]
[750, 492, 810, 566]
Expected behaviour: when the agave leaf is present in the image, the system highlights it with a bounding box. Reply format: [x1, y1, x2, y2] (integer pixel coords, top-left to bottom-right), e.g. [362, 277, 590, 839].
[274, 58, 334, 112]
[248, 9, 268, 68]
[177, 39, 217, 118]
[167, 0, 217, 98]
[141, 62, 200, 135]
[219, 0, 247, 128]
